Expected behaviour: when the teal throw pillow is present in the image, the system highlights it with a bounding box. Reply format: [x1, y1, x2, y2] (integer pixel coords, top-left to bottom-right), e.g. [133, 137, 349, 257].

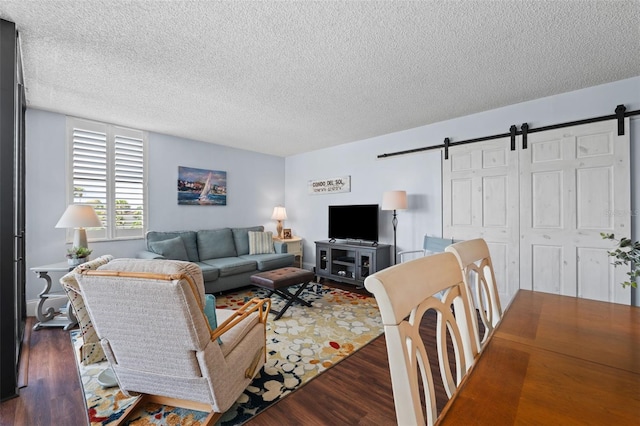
[204, 294, 222, 344]
[148, 236, 189, 261]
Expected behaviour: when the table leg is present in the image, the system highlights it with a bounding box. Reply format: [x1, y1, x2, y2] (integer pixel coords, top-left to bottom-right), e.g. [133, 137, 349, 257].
[33, 272, 56, 330]
[32, 270, 78, 331]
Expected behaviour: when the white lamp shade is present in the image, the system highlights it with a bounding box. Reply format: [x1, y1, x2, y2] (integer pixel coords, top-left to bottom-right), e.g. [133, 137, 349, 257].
[55, 204, 102, 229]
[271, 206, 288, 221]
[381, 191, 408, 211]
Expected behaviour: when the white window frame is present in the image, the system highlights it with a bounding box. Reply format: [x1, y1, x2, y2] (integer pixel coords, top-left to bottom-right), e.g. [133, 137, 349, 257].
[65, 117, 148, 242]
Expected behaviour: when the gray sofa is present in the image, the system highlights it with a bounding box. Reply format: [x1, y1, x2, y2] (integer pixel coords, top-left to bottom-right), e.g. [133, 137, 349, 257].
[137, 226, 294, 293]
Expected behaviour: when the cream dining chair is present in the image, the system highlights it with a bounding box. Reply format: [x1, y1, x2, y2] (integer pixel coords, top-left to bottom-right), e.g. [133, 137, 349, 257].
[76, 258, 270, 425]
[446, 238, 503, 348]
[364, 252, 479, 426]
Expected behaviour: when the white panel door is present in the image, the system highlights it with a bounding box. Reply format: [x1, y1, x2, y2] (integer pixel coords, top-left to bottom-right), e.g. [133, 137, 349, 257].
[442, 138, 520, 306]
[519, 119, 630, 304]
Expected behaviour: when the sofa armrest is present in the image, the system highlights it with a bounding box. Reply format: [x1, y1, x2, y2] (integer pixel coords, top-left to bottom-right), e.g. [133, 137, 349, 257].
[137, 250, 166, 260]
[273, 241, 288, 254]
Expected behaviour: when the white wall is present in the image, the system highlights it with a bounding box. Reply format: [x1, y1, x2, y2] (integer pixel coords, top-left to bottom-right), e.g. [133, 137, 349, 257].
[25, 109, 285, 306]
[285, 76, 640, 305]
[24, 77, 640, 309]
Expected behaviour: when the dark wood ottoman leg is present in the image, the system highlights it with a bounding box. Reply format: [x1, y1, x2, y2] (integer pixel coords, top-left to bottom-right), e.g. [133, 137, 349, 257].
[271, 282, 311, 320]
[250, 267, 315, 320]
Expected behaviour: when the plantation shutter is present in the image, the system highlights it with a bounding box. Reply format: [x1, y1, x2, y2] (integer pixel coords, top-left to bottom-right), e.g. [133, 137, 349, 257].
[67, 117, 147, 241]
[113, 127, 145, 238]
[71, 121, 108, 241]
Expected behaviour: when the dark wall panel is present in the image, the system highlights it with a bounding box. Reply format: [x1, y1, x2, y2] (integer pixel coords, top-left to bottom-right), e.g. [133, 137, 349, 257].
[0, 18, 19, 402]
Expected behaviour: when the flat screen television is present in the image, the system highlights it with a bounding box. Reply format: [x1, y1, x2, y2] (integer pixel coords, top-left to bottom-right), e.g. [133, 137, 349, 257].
[328, 204, 379, 243]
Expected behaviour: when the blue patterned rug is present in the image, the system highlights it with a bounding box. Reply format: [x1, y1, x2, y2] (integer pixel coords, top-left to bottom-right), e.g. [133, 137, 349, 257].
[72, 283, 383, 425]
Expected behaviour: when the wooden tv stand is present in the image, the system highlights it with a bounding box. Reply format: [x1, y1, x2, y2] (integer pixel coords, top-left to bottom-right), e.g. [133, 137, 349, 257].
[315, 240, 391, 287]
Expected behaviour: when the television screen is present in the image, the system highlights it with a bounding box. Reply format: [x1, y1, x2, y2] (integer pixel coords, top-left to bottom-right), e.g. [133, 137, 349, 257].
[328, 204, 379, 242]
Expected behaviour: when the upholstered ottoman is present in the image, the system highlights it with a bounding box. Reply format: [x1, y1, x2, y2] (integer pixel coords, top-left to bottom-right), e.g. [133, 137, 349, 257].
[250, 267, 314, 320]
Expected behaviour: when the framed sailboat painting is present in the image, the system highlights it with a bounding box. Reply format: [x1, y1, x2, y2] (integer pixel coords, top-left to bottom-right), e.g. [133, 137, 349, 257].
[177, 166, 227, 206]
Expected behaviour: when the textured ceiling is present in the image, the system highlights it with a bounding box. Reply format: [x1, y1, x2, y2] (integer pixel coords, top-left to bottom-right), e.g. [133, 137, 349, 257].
[1, 1, 639, 157]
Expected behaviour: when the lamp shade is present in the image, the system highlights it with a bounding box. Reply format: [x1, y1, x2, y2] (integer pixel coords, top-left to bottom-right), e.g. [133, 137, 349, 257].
[381, 191, 408, 211]
[271, 206, 288, 221]
[55, 204, 102, 229]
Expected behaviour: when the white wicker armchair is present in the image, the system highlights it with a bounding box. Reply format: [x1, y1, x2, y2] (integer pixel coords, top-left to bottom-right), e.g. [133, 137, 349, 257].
[76, 258, 270, 424]
[60, 254, 114, 365]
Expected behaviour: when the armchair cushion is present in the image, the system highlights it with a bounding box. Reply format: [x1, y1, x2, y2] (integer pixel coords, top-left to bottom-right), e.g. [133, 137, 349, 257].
[149, 236, 189, 261]
[248, 231, 275, 255]
[215, 308, 261, 357]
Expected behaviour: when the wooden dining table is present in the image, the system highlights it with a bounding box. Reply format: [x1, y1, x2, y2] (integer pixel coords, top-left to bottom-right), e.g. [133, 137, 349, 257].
[437, 289, 640, 425]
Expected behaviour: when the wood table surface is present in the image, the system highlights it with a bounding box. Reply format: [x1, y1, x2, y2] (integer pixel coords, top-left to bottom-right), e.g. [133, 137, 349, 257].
[437, 290, 640, 425]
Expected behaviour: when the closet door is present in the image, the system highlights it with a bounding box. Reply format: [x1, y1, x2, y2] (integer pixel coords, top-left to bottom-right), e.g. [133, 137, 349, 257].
[520, 119, 630, 304]
[442, 138, 520, 306]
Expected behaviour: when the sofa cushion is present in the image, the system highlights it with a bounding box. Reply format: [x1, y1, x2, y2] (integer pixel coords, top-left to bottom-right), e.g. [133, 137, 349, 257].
[231, 226, 264, 256]
[248, 231, 275, 255]
[194, 262, 221, 282]
[201, 257, 257, 277]
[197, 228, 237, 260]
[148, 236, 189, 261]
[240, 253, 295, 272]
[146, 231, 199, 262]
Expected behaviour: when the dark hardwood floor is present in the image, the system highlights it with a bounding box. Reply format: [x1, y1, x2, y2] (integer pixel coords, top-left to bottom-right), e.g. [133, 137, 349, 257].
[0, 317, 86, 426]
[0, 281, 455, 426]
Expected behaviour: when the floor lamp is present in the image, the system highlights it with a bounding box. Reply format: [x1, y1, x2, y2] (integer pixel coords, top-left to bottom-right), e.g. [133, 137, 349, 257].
[382, 190, 407, 265]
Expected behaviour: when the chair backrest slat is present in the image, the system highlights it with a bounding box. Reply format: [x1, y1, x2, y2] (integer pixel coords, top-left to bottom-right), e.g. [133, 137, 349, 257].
[364, 252, 478, 425]
[446, 238, 503, 348]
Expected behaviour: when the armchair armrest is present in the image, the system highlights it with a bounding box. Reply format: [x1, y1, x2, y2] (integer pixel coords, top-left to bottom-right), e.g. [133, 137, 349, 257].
[210, 298, 271, 342]
[273, 241, 288, 253]
[137, 250, 166, 259]
[210, 297, 271, 377]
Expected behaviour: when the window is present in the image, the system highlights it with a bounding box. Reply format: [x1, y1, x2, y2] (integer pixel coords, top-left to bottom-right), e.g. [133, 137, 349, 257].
[66, 117, 147, 241]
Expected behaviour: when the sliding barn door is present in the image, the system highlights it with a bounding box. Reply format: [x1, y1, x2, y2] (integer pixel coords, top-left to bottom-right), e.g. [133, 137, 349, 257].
[443, 119, 631, 305]
[442, 138, 520, 306]
[519, 119, 630, 304]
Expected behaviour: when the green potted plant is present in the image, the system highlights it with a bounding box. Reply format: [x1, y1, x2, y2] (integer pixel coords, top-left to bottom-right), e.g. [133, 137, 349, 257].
[601, 233, 639, 288]
[66, 246, 93, 267]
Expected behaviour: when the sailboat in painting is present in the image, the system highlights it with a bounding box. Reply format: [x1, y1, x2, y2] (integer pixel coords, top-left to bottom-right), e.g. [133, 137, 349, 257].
[177, 166, 227, 206]
[199, 173, 212, 201]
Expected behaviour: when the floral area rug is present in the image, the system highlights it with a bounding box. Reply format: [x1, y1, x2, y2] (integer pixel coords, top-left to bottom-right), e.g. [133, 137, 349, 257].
[72, 283, 383, 425]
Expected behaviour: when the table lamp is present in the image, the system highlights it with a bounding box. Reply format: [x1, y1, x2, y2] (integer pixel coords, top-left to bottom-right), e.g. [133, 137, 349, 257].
[382, 190, 408, 264]
[55, 204, 102, 249]
[271, 206, 288, 239]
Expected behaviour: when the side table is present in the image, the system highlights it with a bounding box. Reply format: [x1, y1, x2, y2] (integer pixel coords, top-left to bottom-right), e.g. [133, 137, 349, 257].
[30, 261, 78, 331]
[274, 236, 303, 268]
